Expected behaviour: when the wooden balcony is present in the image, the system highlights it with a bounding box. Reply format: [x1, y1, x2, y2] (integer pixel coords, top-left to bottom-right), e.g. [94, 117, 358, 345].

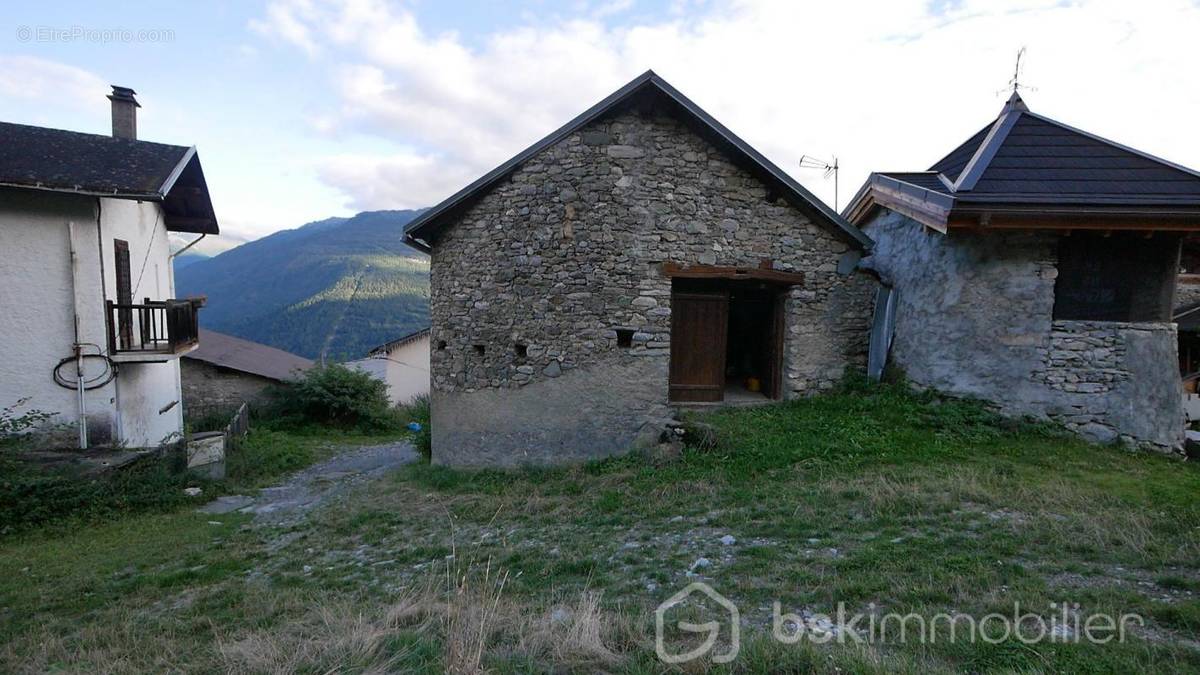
[106, 298, 203, 362]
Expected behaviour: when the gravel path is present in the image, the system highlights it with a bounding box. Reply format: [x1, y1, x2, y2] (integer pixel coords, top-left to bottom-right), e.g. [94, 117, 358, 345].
[199, 441, 418, 525]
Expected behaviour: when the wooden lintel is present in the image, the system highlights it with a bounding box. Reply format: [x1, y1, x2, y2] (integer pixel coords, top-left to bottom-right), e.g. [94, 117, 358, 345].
[662, 262, 804, 285]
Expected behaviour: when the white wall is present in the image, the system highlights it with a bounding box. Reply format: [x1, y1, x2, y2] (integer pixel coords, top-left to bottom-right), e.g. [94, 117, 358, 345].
[99, 198, 185, 447]
[346, 334, 430, 405]
[0, 189, 184, 448]
[384, 335, 430, 404]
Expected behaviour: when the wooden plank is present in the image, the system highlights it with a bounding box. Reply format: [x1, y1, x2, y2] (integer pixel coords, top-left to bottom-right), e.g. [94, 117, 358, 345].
[669, 290, 728, 403]
[662, 262, 804, 286]
[949, 213, 1200, 231]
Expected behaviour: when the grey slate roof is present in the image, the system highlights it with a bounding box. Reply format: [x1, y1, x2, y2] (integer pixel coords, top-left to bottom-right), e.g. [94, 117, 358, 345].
[185, 329, 313, 382]
[405, 70, 872, 251]
[0, 121, 219, 233]
[847, 92, 1200, 227]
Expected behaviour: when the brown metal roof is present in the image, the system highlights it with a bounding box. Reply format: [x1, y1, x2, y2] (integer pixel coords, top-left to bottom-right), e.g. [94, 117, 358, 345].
[185, 329, 313, 381]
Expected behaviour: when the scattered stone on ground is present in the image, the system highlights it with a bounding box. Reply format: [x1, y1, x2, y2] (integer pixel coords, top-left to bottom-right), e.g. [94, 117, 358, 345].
[183, 487, 202, 497]
[197, 441, 417, 523]
[719, 534, 736, 546]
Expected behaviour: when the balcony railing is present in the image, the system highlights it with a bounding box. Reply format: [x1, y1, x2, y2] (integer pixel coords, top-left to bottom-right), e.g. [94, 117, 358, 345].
[106, 298, 203, 358]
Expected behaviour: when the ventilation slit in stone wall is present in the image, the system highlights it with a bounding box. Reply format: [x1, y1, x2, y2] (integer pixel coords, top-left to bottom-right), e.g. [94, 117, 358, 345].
[473, 344, 486, 356]
[616, 329, 634, 348]
[514, 343, 528, 359]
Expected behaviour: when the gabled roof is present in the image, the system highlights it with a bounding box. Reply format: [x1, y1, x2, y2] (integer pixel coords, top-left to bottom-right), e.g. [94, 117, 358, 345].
[184, 329, 312, 381]
[846, 92, 1200, 231]
[0, 121, 219, 234]
[368, 327, 430, 357]
[405, 70, 871, 251]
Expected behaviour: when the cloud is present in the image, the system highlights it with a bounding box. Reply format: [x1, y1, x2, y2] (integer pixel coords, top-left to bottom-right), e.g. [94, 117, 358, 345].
[0, 55, 108, 112]
[251, 0, 1200, 214]
[318, 150, 479, 211]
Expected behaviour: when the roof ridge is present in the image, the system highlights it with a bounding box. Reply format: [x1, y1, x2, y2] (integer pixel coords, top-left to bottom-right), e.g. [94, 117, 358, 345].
[404, 71, 872, 250]
[0, 119, 188, 151]
[952, 108, 1023, 192]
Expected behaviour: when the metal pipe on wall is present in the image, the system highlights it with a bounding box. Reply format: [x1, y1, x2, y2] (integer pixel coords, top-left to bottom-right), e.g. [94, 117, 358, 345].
[67, 221, 88, 449]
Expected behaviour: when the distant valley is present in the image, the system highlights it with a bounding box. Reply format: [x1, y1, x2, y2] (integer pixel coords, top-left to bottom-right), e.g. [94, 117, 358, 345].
[175, 209, 429, 361]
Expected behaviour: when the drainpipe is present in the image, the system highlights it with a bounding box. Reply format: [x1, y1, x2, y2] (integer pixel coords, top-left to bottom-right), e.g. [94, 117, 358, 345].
[67, 221, 88, 449]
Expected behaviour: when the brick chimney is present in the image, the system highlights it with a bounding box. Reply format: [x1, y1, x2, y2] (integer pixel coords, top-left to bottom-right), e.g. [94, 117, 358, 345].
[107, 85, 140, 140]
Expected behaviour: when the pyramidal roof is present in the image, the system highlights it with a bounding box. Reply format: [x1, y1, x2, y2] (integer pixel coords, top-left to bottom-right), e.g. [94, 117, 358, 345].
[405, 70, 872, 251]
[846, 92, 1200, 231]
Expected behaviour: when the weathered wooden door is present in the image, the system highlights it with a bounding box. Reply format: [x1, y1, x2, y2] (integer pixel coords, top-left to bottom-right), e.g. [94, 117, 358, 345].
[669, 290, 728, 402]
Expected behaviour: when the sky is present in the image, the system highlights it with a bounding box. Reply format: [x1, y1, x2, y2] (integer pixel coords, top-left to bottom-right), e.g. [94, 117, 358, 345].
[4, 0, 1200, 255]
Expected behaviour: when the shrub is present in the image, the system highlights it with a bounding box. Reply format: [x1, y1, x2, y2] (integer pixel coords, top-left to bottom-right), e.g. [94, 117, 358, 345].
[0, 455, 204, 534]
[398, 395, 431, 461]
[265, 364, 399, 431]
[1, 397, 56, 441]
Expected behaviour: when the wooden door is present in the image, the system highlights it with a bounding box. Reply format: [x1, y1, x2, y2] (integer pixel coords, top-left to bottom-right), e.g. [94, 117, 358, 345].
[764, 290, 787, 400]
[113, 239, 132, 349]
[669, 290, 728, 402]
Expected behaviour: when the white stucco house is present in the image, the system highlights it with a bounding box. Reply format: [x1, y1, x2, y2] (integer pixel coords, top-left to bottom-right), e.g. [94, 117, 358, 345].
[0, 86, 220, 449]
[346, 328, 430, 404]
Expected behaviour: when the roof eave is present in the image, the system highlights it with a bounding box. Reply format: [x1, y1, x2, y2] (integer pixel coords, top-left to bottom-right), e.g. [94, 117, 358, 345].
[0, 181, 160, 201]
[845, 173, 954, 232]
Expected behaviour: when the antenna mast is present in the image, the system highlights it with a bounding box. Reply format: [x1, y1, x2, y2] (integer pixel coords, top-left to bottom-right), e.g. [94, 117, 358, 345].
[799, 155, 839, 211]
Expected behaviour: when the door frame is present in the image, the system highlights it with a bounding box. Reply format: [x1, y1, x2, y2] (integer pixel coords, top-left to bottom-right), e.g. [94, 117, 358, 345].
[667, 275, 793, 403]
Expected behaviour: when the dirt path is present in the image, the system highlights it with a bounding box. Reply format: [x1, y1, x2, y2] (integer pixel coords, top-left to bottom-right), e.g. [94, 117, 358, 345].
[199, 441, 418, 525]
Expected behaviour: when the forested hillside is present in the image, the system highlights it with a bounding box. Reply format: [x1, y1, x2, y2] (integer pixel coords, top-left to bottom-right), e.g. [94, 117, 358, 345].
[175, 210, 429, 360]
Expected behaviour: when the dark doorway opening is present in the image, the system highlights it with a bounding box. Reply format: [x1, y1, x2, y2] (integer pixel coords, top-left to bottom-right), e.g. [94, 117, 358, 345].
[668, 278, 787, 403]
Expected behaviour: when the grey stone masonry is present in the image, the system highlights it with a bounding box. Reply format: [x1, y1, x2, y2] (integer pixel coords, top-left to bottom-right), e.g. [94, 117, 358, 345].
[1036, 320, 1183, 448]
[863, 208, 1185, 453]
[428, 109, 874, 466]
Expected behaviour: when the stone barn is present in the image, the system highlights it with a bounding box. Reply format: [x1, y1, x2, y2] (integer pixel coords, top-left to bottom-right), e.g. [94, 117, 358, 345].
[181, 329, 312, 417]
[404, 71, 876, 467]
[846, 92, 1200, 452]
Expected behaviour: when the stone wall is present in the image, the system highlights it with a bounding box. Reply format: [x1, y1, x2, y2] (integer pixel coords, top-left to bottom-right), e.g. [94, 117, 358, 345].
[181, 359, 274, 420]
[1034, 320, 1182, 447]
[1176, 279, 1200, 309]
[429, 109, 873, 466]
[863, 208, 1184, 452]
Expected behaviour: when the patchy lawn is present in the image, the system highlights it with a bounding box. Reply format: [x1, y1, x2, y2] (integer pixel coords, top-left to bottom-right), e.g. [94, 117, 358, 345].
[3, 383, 1200, 672]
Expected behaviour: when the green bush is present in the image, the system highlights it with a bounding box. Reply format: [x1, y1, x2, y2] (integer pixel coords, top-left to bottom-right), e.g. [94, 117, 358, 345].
[265, 364, 399, 432]
[0, 456, 205, 535]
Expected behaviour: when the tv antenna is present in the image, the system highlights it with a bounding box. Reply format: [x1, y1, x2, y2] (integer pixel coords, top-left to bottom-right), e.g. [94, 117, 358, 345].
[799, 155, 839, 211]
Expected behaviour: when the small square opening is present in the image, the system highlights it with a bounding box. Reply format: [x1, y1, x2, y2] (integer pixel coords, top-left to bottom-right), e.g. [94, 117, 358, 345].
[436, 340, 447, 351]
[473, 344, 486, 356]
[514, 343, 528, 359]
[615, 329, 634, 348]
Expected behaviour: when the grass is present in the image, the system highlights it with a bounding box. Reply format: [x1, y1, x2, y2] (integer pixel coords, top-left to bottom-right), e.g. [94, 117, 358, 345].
[3, 381, 1200, 672]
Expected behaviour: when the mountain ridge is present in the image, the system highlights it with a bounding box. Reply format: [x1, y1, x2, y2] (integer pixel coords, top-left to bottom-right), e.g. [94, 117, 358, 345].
[176, 209, 430, 361]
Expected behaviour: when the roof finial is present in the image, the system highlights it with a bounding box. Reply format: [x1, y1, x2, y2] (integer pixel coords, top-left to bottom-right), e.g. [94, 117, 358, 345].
[1000, 47, 1031, 113]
